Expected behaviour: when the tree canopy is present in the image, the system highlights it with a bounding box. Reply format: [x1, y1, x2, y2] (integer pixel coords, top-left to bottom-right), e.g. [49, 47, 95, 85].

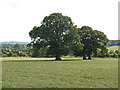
[29, 13, 82, 60]
[29, 13, 109, 60]
[73, 26, 109, 59]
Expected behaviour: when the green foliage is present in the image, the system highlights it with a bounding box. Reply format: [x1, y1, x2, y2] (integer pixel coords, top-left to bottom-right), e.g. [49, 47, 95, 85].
[115, 50, 119, 54]
[2, 54, 7, 57]
[109, 50, 114, 54]
[7, 51, 13, 57]
[19, 52, 26, 57]
[14, 44, 20, 50]
[1, 44, 30, 57]
[29, 13, 82, 60]
[2, 44, 29, 52]
[2, 51, 8, 54]
[12, 53, 18, 57]
[73, 26, 109, 59]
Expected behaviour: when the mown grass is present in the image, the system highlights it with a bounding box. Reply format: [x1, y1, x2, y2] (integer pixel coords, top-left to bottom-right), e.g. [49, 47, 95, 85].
[2, 57, 118, 88]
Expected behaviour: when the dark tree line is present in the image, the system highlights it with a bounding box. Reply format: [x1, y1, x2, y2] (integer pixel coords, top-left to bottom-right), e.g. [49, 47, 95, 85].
[1, 43, 119, 58]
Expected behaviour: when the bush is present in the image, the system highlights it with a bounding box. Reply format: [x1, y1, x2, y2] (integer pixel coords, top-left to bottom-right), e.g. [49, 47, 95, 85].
[2, 54, 7, 57]
[109, 54, 118, 58]
[104, 54, 110, 58]
[12, 53, 18, 57]
[115, 50, 119, 54]
[113, 53, 118, 58]
[19, 52, 26, 57]
[7, 52, 13, 57]
[109, 50, 114, 54]
[2, 51, 8, 54]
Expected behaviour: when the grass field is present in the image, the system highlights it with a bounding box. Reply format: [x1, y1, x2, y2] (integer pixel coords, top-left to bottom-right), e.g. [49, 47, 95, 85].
[1, 57, 118, 88]
[108, 46, 119, 51]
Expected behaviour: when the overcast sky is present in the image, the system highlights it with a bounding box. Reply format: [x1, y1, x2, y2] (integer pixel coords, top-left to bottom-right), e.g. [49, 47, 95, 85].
[0, 0, 119, 42]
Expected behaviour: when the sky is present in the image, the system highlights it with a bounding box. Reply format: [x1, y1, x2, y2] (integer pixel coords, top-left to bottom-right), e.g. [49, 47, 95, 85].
[0, 0, 119, 42]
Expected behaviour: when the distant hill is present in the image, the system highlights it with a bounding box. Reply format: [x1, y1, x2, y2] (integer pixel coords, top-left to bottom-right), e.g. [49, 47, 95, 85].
[0, 41, 30, 45]
[0, 40, 119, 46]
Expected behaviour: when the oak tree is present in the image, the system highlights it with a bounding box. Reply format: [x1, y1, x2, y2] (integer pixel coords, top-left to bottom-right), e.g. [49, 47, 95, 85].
[73, 26, 109, 60]
[29, 13, 81, 60]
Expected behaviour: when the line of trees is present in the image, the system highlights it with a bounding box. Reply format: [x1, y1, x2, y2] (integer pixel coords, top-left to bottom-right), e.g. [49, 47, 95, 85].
[28, 13, 110, 60]
[1, 44, 29, 57]
[107, 40, 120, 47]
[2, 44, 28, 51]
[1, 45, 120, 58]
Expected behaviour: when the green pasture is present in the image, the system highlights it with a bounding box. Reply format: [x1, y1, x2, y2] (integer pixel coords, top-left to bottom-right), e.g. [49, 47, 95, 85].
[1, 57, 118, 88]
[108, 46, 119, 51]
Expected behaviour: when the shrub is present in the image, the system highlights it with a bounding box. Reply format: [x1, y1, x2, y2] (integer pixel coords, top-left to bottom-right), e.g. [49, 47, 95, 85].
[2, 54, 7, 57]
[12, 53, 18, 57]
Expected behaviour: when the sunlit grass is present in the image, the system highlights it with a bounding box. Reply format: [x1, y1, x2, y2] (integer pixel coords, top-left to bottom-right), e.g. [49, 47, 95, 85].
[108, 46, 119, 51]
[2, 57, 118, 88]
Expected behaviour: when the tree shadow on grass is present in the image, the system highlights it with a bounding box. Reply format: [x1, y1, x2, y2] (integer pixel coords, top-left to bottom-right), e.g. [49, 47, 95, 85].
[62, 59, 83, 61]
[2, 58, 84, 62]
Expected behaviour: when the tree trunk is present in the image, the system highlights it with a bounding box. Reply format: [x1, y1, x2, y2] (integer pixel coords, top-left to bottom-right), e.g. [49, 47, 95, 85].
[88, 54, 91, 60]
[55, 54, 61, 61]
[83, 55, 87, 60]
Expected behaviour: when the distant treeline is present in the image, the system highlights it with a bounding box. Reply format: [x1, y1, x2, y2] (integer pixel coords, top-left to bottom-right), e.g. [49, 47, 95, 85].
[1, 44, 29, 57]
[107, 40, 120, 47]
[1, 40, 119, 48]
[1, 44, 29, 52]
[0, 40, 120, 58]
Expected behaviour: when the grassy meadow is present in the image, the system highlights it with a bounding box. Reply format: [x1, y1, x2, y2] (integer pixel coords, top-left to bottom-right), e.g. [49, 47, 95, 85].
[108, 46, 119, 51]
[1, 57, 118, 88]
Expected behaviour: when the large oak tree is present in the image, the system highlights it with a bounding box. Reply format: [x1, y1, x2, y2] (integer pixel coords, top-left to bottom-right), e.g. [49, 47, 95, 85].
[29, 13, 82, 60]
